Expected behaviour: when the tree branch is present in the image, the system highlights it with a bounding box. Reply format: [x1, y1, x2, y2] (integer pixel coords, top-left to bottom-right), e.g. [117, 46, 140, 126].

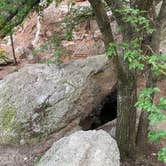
[134, 0, 153, 11]
[104, 0, 125, 28]
[88, 0, 115, 49]
[0, 0, 26, 29]
[0, 0, 40, 38]
[88, 0, 121, 75]
[136, 0, 166, 150]
[151, 0, 166, 53]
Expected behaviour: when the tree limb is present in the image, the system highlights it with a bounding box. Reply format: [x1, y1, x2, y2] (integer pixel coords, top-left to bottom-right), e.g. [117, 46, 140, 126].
[134, 0, 153, 11]
[0, 0, 27, 29]
[88, 0, 115, 49]
[104, 0, 125, 28]
[151, 0, 166, 53]
[136, 0, 166, 150]
[0, 0, 40, 38]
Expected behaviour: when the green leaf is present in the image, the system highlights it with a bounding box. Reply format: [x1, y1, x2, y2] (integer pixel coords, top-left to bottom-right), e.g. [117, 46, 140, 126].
[149, 112, 166, 125]
[158, 147, 166, 163]
[148, 130, 166, 142]
[106, 43, 117, 57]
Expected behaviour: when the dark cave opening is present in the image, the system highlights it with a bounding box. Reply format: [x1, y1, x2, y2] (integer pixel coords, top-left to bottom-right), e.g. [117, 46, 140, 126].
[80, 87, 117, 130]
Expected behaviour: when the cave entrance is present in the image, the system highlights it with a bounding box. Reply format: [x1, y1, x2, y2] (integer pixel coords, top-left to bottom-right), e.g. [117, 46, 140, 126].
[80, 86, 117, 130]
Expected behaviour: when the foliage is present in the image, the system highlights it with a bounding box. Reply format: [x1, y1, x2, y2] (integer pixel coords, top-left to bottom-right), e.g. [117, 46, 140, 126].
[33, 2, 93, 63]
[107, 7, 165, 75]
[136, 88, 166, 163]
[106, 43, 117, 57]
[0, 0, 41, 37]
[107, 6, 166, 163]
[0, 0, 59, 37]
[32, 35, 70, 64]
[147, 54, 166, 76]
[29, 0, 94, 63]
[106, 39, 145, 70]
[116, 8, 154, 34]
[158, 147, 166, 163]
[135, 88, 166, 124]
[0, 47, 9, 64]
[148, 130, 166, 142]
[106, 7, 166, 76]
[61, 2, 94, 40]
[107, 41, 166, 76]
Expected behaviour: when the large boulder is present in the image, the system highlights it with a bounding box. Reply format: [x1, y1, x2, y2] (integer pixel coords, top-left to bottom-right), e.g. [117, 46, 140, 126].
[0, 55, 116, 145]
[36, 130, 120, 166]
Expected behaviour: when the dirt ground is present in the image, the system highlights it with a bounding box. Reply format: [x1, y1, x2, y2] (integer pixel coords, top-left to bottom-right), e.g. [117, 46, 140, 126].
[121, 143, 166, 166]
[0, 140, 165, 166]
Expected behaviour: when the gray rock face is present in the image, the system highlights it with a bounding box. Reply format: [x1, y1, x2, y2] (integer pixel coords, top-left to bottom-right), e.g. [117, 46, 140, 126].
[36, 130, 120, 166]
[0, 55, 116, 145]
[97, 119, 116, 138]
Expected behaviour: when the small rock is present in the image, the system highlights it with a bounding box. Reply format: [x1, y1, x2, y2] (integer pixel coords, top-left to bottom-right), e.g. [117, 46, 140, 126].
[15, 45, 34, 61]
[36, 130, 120, 166]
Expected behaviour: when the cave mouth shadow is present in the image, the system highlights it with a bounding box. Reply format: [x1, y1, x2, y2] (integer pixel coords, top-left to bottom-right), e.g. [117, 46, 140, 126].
[80, 86, 117, 130]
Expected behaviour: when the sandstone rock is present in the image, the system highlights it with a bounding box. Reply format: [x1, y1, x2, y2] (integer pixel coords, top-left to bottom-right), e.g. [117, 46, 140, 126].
[36, 130, 120, 166]
[0, 55, 116, 145]
[15, 46, 25, 59]
[15, 46, 34, 61]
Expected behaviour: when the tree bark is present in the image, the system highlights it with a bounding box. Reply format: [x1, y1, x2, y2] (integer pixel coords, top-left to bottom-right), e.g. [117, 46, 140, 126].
[89, 0, 137, 159]
[10, 32, 17, 65]
[88, 0, 114, 50]
[136, 0, 166, 151]
[116, 67, 137, 159]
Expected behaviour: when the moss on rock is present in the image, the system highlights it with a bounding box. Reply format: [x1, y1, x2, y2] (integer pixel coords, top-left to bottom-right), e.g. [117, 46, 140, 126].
[1, 104, 17, 129]
[0, 104, 24, 144]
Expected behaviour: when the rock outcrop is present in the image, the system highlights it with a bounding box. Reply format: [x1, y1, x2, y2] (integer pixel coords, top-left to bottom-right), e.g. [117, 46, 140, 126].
[15, 46, 34, 61]
[36, 130, 120, 166]
[0, 55, 116, 145]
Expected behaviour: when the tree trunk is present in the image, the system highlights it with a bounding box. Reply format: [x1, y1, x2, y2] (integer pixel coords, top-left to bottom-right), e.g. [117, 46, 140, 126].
[136, 0, 166, 151]
[88, 0, 114, 50]
[88, 0, 137, 159]
[116, 60, 137, 159]
[10, 32, 17, 65]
